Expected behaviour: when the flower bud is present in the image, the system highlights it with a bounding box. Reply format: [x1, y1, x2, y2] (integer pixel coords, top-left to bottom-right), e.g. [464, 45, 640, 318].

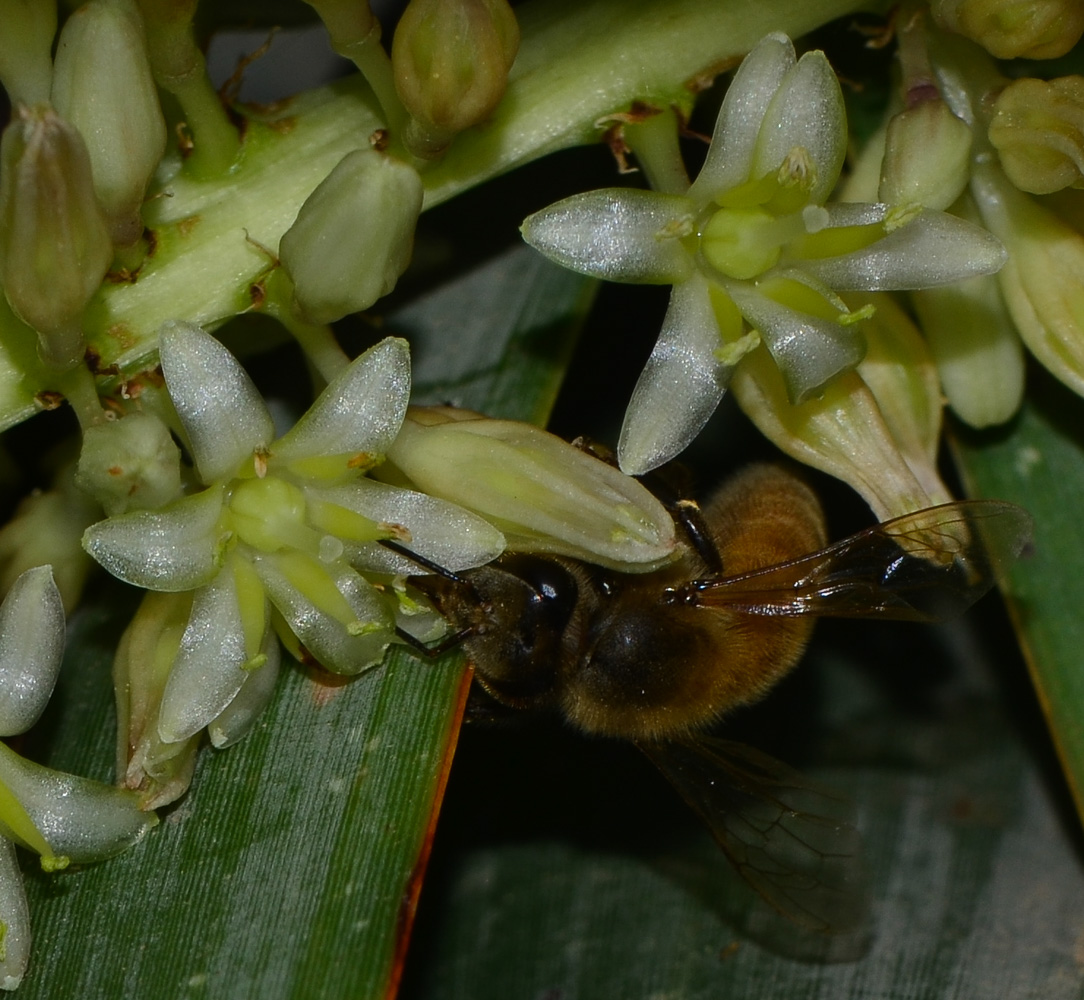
[989, 76, 1084, 195]
[912, 272, 1026, 428]
[0, 104, 112, 369]
[384, 406, 679, 571]
[879, 98, 972, 210]
[972, 157, 1084, 397]
[930, 0, 1084, 59]
[0, 463, 99, 613]
[392, 0, 519, 156]
[51, 0, 167, 246]
[302, 0, 377, 54]
[75, 410, 182, 515]
[278, 149, 423, 325]
[0, 0, 56, 106]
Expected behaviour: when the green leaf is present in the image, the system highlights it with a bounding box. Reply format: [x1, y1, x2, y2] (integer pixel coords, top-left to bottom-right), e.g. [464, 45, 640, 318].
[952, 370, 1084, 826]
[16, 245, 595, 999]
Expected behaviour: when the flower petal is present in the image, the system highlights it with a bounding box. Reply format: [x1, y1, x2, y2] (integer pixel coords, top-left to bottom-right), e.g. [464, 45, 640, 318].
[690, 32, 795, 203]
[800, 208, 1007, 290]
[617, 276, 735, 475]
[274, 337, 411, 469]
[253, 553, 394, 674]
[82, 485, 227, 591]
[0, 840, 29, 990]
[729, 284, 865, 403]
[0, 741, 156, 863]
[158, 320, 275, 483]
[157, 569, 250, 744]
[314, 479, 505, 575]
[208, 628, 281, 749]
[387, 410, 678, 569]
[752, 49, 847, 206]
[0, 566, 65, 736]
[521, 189, 695, 283]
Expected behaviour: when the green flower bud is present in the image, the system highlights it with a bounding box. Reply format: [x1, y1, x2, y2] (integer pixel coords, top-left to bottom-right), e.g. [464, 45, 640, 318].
[51, 0, 167, 247]
[0, 104, 112, 369]
[383, 406, 679, 572]
[973, 158, 1084, 397]
[133, 0, 199, 90]
[75, 411, 182, 515]
[0, 463, 98, 613]
[879, 98, 972, 211]
[278, 149, 423, 325]
[0, 0, 56, 105]
[989, 76, 1084, 195]
[912, 272, 1026, 429]
[302, 0, 377, 55]
[931, 0, 1084, 59]
[392, 0, 519, 156]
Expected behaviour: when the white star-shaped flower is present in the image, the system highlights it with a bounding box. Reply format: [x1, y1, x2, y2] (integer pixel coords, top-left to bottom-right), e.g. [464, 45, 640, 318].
[522, 33, 1007, 474]
[83, 323, 505, 745]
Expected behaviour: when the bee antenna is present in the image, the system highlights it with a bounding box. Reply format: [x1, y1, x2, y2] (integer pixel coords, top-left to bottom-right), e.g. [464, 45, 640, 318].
[378, 539, 467, 584]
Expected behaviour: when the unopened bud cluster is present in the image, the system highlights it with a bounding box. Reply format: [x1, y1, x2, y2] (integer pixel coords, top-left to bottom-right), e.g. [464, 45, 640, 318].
[392, 0, 520, 156]
[931, 0, 1084, 58]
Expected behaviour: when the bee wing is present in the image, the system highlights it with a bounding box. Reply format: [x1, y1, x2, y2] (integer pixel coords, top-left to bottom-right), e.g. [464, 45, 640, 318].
[638, 736, 868, 934]
[686, 500, 1032, 621]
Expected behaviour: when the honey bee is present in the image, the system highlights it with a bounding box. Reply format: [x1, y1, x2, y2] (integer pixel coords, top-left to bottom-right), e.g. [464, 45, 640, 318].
[406, 463, 1032, 934]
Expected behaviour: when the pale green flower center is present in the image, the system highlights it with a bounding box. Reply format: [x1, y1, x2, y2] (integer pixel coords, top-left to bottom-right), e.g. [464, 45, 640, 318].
[228, 476, 312, 554]
[699, 147, 821, 281]
[701, 206, 796, 279]
[218, 467, 401, 638]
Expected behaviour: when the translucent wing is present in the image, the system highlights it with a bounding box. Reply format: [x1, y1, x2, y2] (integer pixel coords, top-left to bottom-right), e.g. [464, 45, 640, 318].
[638, 736, 868, 934]
[681, 500, 1032, 621]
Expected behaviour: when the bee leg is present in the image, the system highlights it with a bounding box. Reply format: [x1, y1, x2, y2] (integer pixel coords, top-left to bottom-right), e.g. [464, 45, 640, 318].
[394, 625, 475, 659]
[668, 497, 724, 575]
[378, 538, 468, 584]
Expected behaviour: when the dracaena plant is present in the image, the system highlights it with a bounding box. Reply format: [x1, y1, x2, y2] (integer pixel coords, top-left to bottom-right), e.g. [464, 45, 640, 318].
[0, 0, 1081, 994]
